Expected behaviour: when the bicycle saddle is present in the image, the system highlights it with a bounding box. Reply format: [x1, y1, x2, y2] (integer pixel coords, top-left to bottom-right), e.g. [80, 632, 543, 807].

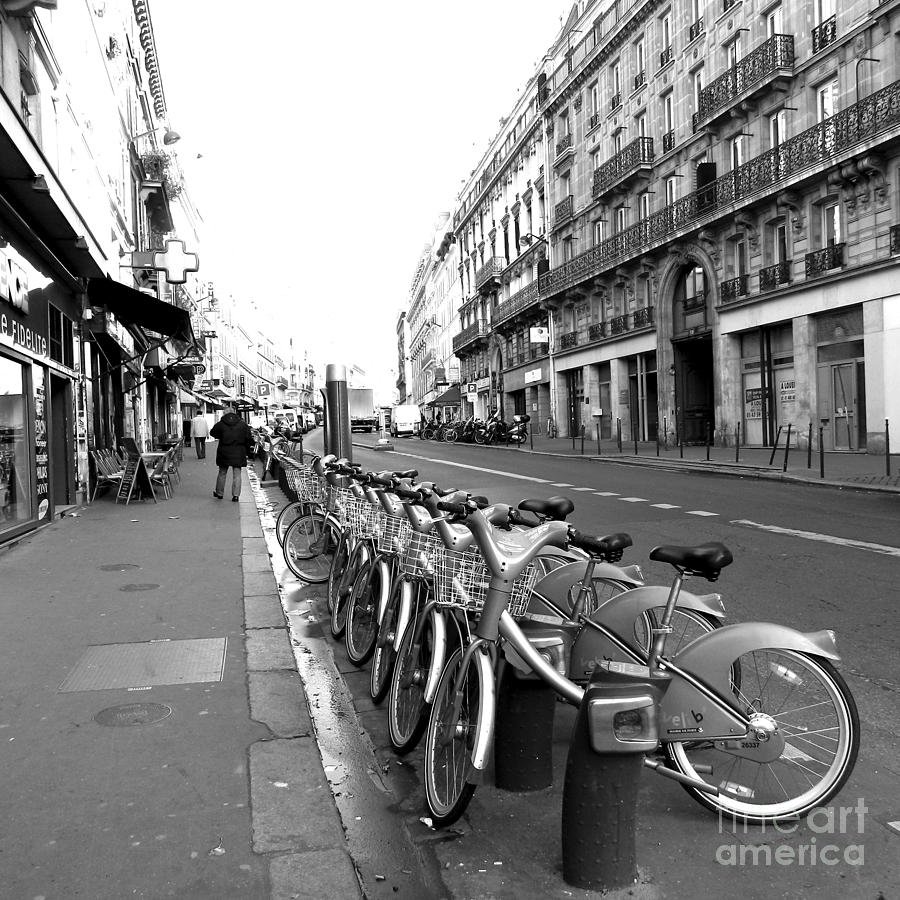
[569, 530, 632, 563]
[649, 542, 733, 581]
[517, 495, 575, 521]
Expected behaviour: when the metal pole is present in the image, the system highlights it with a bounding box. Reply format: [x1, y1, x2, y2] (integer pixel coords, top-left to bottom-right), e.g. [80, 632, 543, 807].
[529, 424, 533, 451]
[819, 426, 825, 479]
[324, 364, 352, 462]
[663, 416, 668, 450]
[656, 428, 660, 457]
[679, 434, 683, 459]
[886, 419, 891, 477]
[705, 421, 711, 461]
[735, 422, 740, 463]
[633, 424, 638, 456]
[596, 422, 601, 456]
[580, 423, 585, 455]
[782, 423, 792, 472]
[807, 423, 813, 469]
[616, 418, 622, 452]
[768, 426, 783, 466]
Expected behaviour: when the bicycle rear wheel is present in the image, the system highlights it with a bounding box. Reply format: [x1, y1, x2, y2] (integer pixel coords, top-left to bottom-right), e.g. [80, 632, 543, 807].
[665, 649, 859, 823]
[345, 556, 387, 666]
[326, 533, 351, 614]
[283, 513, 339, 583]
[330, 541, 369, 639]
[423, 646, 487, 828]
[370, 577, 405, 703]
[275, 500, 307, 546]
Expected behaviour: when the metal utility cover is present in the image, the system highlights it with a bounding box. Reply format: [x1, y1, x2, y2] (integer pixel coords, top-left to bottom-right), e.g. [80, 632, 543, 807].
[58, 638, 226, 692]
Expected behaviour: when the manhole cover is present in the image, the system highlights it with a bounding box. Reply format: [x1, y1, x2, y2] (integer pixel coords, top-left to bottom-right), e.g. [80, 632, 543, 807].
[98, 563, 141, 571]
[119, 583, 160, 592]
[94, 702, 172, 727]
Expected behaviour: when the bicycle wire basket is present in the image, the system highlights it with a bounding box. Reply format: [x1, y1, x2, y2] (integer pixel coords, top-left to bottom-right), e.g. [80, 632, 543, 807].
[297, 466, 326, 503]
[398, 529, 445, 579]
[376, 513, 411, 555]
[345, 496, 381, 539]
[432, 546, 538, 619]
[328, 485, 354, 526]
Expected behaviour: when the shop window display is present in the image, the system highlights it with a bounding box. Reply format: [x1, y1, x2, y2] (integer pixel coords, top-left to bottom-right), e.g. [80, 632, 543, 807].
[0, 355, 32, 528]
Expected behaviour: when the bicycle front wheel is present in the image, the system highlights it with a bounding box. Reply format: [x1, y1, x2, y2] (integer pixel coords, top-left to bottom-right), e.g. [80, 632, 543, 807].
[665, 649, 859, 823]
[424, 646, 487, 828]
[330, 541, 369, 639]
[370, 576, 404, 704]
[283, 512, 339, 583]
[275, 500, 307, 546]
[345, 557, 387, 666]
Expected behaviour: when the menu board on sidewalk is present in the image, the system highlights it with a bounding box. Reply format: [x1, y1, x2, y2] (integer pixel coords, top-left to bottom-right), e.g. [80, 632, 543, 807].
[116, 456, 156, 504]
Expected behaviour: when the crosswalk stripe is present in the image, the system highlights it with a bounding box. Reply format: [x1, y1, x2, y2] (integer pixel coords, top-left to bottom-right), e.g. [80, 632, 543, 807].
[687, 510, 718, 516]
[594, 491, 619, 497]
[552, 483, 574, 487]
[572, 487, 594, 492]
[651, 503, 681, 509]
[732, 519, 900, 557]
[620, 497, 647, 503]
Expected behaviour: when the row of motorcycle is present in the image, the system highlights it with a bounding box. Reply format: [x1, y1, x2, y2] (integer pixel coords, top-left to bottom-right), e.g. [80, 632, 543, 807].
[418, 411, 530, 444]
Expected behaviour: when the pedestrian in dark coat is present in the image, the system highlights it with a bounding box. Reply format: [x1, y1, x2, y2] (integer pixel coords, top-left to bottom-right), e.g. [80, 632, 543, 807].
[209, 408, 254, 501]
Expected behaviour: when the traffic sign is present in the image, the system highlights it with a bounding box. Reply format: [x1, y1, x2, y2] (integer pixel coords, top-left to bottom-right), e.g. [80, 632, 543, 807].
[192, 364, 206, 374]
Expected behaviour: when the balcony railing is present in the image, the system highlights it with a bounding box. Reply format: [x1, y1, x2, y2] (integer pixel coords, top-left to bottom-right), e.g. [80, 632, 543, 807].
[538, 79, 900, 301]
[589, 111, 600, 129]
[720, 274, 749, 303]
[805, 243, 845, 277]
[634, 70, 646, 91]
[475, 256, 504, 291]
[583, 307, 655, 343]
[693, 34, 794, 131]
[452, 320, 490, 353]
[659, 46, 673, 69]
[554, 194, 574, 225]
[609, 314, 629, 335]
[558, 331, 577, 350]
[812, 15, 836, 53]
[759, 260, 792, 291]
[891, 224, 900, 254]
[588, 321, 606, 341]
[688, 17, 704, 42]
[610, 93, 621, 112]
[633, 306, 654, 328]
[494, 280, 541, 326]
[662, 130, 675, 153]
[555, 133, 573, 157]
[592, 136, 654, 198]
[723, 0, 738, 9]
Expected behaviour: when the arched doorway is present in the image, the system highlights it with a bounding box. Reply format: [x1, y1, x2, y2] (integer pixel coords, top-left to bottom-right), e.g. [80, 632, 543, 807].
[671, 263, 714, 444]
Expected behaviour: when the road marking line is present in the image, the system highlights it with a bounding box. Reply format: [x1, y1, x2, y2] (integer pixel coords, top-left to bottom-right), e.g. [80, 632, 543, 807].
[887, 821, 900, 835]
[552, 483, 574, 487]
[572, 487, 594, 492]
[732, 519, 900, 557]
[652, 503, 681, 509]
[620, 497, 647, 503]
[385, 451, 553, 484]
[687, 510, 719, 516]
[594, 491, 619, 497]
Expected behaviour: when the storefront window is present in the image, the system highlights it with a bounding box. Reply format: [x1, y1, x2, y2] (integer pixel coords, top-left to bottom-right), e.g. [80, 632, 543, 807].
[0, 355, 33, 529]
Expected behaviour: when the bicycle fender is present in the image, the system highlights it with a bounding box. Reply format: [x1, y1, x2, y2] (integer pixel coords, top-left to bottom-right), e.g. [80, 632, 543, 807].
[393, 579, 414, 652]
[374, 559, 391, 625]
[469, 648, 497, 773]
[659, 624, 840, 741]
[531, 559, 643, 603]
[423, 607, 447, 705]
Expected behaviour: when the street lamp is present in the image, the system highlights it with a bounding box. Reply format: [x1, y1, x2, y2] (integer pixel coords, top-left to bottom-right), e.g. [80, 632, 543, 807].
[130, 126, 181, 146]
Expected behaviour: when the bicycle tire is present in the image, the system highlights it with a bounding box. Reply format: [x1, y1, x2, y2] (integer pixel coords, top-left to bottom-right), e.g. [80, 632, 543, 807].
[345, 556, 387, 666]
[423, 645, 486, 827]
[388, 591, 435, 754]
[444, 428, 458, 443]
[370, 577, 405, 704]
[326, 534, 351, 614]
[275, 500, 306, 546]
[665, 649, 859, 823]
[330, 541, 369, 639]
[473, 429, 486, 445]
[633, 607, 721, 657]
[282, 512, 339, 583]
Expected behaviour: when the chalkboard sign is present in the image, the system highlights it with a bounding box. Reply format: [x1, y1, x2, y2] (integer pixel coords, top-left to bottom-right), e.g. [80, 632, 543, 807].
[116, 456, 157, 505]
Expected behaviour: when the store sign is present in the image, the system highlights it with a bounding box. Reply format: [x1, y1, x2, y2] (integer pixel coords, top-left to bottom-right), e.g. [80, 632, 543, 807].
[0, 248, 30, 315]
[524, 368, 542, 384]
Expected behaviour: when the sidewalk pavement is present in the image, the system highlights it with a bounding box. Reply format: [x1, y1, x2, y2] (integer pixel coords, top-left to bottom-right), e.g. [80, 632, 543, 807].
[363, 429, 900, 493]
[0, 444, 360, 900]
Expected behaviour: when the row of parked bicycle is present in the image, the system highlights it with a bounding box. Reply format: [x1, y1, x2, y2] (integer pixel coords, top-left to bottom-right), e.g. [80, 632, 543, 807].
[268, 448, 858, 829]
[417, 411, 531, 444]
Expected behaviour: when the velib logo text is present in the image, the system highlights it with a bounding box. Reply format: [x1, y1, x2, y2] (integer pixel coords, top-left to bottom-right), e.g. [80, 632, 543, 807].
[716, 799, 867, 867]
[0, 249, 30, 315]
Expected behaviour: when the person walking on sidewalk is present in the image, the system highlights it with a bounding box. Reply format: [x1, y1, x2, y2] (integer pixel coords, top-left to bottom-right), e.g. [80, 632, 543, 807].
[190, 408, 210, 458]
[210, 407, 254, 501]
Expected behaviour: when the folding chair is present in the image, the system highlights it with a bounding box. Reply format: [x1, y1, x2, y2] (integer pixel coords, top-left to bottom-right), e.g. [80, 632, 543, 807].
[149, 450, 172, 499]
[90, 450, 123, 501]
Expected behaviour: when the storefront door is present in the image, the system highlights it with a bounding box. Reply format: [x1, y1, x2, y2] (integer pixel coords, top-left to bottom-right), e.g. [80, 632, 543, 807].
[818, 361, 864, 450]
[0, 354, 33, 535]
[566, 368, 583, 437]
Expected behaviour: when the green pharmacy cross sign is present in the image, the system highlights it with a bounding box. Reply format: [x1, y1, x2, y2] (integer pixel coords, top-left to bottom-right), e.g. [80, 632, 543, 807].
[125, 239, 200, 285]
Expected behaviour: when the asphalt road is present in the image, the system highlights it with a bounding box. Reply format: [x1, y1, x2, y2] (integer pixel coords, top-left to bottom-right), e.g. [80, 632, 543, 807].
[287, 435, 900, 899]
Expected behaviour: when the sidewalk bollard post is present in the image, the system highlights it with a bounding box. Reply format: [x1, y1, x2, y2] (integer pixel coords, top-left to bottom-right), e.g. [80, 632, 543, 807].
[616, 418, 622, 452]
[529, 425, 533, 451]
[324, 365, 352, 463]
[886, 419, 891, 477]
[572, 427, 576, 451]
[705, 421, 711, 461]
[679, 434, 683, 459]
[782, 423, 792, 472]
[596, 422, 601, 456]
[581, 423, 585, 454]
[768, 426, 783, 466]
[807, 423, 813, 469]
[562, 663, 668, 891]
[735, 422, 740, 463]
[633, 427, 638, 456]
[656, 429, 660, 457]
[819, 426, 825, 479]
[663, 416, 668, 450]
[494, 665, 556, 792]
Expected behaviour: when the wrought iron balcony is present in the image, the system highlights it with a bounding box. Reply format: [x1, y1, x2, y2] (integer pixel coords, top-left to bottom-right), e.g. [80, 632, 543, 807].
[475, 257, 504, 292]
[610, 93, 621, 112]
[812, 15, 836, 54]
[589, 111, 600, 129]
[494, 281, 541, 327]
[558, 331, 577, 350]
[805, 243, 845, 278]
[891, 224, 900, 254]
[688, 17, 704, 42]
[659, 46, 673, 69]
[539, 79, 900, 302]
[634, 71, 646, 91]
[554, 195, 574, 226]
[723, 0, 738, 9]
[692, 34, 794, 132]
[633, 306, 654, 328]
[662, 130, 675, 153]
[609, 314, 629, 335]
[588, 321, 607, 341]
[592, 137, 654, 199]
[452, 320, 490, 353]
[555, 133, 573, 157]
[720, 274, 749, 303]
[760, 261, 792, 291]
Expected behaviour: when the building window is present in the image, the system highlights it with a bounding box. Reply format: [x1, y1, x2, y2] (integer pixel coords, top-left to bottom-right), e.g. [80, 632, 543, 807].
[48, 306, 74, 368]
[693, 68, 704, 113]
[663, 92, 674, 133]
[766, 4, 783, 36]
[768, 109, 786, 148]
[818, 79, 838, 121]
[727, 36, 741, 69]
[639, 191, 651, 220]
[614, 205, 627, 234]
[731, 134, 746, 170]
[665, 175, 678, 206]
[593, 218, 606, 245]
[590, 81, 599, 114]
[635, 112, 647, 138]
[822, 201, 841, 247]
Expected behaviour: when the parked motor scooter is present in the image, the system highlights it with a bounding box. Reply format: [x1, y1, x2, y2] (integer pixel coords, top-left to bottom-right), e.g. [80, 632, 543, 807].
[505, 413, 530, 444]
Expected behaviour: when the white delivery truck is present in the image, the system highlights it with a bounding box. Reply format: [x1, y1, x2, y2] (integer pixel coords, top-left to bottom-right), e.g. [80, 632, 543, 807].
[390, 404, 421, 437]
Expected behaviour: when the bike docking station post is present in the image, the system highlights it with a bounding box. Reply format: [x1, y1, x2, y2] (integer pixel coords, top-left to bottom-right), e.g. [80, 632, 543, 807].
[562, 660, 669, 891]
[324, 364, 352, 463]
[375, 407, 394, 452]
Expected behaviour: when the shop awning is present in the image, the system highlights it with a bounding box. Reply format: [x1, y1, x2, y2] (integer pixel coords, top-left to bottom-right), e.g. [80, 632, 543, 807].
[86, 277, 194, 343]
[429, 385, 461, 407]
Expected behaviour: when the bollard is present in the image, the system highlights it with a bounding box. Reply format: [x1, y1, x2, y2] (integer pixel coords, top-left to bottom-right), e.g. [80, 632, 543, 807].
[572, 427, 576, 451]
[819, 426, 825, 479]
[616, 418, 622, 452]
[679, 434, 683, 459]
[768, 425, 783, 466]
[735, 422, 741, 463]
[529, 425, 533, 450]
[886, 419, 892, 477]
[705, 421, 711, 461]
[633, 428, 638, 456]
[494, 663, 556, 792]
[656, 429, 660, 457]
[782, 423, 792, 472]
[324, 365, 352, 462]
[562, 663, 668, 891]
[596, 422, 601, 456]
[807, 423, 813, 469]
[663, 416, 668, 451]
[581, 423, 585, 455]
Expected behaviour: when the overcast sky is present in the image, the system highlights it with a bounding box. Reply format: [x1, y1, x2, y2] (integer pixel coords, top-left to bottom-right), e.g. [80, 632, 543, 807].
[150, 1, 570, 399]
